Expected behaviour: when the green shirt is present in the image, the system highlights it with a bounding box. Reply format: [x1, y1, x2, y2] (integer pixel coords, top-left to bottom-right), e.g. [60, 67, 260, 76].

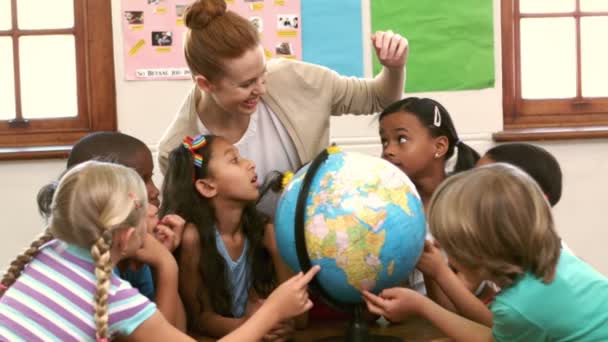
[491, 250, 608, 341]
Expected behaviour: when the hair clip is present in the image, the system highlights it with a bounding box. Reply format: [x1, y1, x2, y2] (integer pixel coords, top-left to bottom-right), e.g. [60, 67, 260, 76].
[433, 105, 442, 127]
[127, 192, 142, 209]
[96, 338, 109, 342]
[183, 135, 207, 167]
[0, 283, 7, 291]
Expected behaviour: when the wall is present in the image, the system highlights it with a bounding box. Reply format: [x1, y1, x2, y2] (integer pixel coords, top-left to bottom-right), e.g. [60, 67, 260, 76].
[1, 0, 606, 275]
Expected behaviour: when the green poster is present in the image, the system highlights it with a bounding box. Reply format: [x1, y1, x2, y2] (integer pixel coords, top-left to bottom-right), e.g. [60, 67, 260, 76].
[371, 0, 495, 92]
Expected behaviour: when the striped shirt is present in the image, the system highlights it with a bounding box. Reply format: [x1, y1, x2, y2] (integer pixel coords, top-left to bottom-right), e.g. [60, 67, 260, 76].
[0, 240, 156, 341]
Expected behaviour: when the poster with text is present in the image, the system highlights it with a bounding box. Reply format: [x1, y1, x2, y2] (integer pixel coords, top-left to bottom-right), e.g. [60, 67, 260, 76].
[122, 0, 302, 81]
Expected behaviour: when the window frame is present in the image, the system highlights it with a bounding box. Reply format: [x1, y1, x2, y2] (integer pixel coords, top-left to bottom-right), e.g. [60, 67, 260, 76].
[0, 0, 116, 160]
[497, 0, 608, 141]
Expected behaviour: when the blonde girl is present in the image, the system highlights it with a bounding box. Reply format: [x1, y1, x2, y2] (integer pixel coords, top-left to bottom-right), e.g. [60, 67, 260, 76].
[363, 164, 608, 341]
[0, 161, 318, 341]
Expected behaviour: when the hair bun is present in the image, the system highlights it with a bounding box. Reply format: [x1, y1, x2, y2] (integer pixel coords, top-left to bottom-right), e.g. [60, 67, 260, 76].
[184, 0, 227, 30]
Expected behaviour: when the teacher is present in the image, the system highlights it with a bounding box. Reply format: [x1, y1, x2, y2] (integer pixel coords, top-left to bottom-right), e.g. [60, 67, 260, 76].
[158, 0, 409, 216]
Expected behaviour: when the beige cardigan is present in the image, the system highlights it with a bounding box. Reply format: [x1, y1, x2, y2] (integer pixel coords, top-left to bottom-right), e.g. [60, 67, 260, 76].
[158, 58, 398, 174]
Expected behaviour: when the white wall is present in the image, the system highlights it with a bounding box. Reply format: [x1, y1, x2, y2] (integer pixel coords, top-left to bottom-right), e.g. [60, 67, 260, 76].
[1, 0, 606, 275]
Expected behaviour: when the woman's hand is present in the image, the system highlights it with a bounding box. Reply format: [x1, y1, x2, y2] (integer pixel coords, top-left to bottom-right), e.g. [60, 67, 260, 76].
[372, 30, 409, 70]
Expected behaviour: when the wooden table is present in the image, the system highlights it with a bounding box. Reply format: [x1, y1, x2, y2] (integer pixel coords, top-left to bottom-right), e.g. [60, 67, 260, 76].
[197, 317, 444, 341]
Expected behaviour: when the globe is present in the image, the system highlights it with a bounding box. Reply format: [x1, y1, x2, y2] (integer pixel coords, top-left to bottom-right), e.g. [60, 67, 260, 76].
[274, 147, 427, 307]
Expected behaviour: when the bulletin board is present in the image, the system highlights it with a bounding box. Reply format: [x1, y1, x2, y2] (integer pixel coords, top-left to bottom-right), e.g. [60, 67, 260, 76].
[121, 0, 302, 80]
[371, 0, 495, 92]
[302, 0, 364, 77]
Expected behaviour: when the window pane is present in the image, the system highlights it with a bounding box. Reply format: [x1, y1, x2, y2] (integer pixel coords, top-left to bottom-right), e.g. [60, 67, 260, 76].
[580, 0, 608, 11]
[17, 0, 73, 29]
[0, 38, 15, 120]
[20, 35, 77, 119]
[0, 0, 11, 30]
[581, 17, 608, 97]
[520, 0, 574, 13]
[520, 18, 576, 99]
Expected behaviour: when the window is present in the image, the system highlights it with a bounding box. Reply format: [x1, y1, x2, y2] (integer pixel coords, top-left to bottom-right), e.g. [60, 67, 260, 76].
[0, 0, 116, 159]
[499, 0, 608, 140]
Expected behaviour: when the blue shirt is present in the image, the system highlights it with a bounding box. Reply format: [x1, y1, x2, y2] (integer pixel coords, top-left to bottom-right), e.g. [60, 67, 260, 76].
[215, 230, 251, 318]
[119, 264, 156, 301]
[491, 250, 608, 341]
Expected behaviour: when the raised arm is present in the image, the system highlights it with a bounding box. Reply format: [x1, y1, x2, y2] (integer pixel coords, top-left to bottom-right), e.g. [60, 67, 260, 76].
[370, 31, 408, 104]
[326, 32, 408, 115]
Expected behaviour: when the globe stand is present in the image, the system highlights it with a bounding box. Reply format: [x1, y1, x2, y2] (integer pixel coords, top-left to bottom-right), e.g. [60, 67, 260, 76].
[317, 306, 401, 342]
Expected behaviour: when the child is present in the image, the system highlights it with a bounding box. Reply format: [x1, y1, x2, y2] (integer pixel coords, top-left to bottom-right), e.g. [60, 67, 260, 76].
[160, 135, 296, 339]
[477, 142, 562, 206]
[36, 132, 186, 330]
[379, 97, 479, 304]
[450, 142, 565, 303]
[0, 161, 320, 341]
[379, 97, 479, 210]
[363, 164, 608, 341]
[416, 143, 568, 323]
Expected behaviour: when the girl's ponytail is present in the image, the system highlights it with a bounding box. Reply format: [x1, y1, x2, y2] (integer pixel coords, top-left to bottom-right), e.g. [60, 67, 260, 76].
[0, 230, 53, 297]
[91, 233, 113, 341]
[36, 182, 58, 218]
[453, 141, 480, 173]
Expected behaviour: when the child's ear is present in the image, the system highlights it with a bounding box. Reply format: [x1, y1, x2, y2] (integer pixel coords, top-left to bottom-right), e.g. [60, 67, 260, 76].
[195, 178, 218, 199]
[114, 227, 136, 255]
[195, 75, 214, 92]
[434, 136, 449, 159]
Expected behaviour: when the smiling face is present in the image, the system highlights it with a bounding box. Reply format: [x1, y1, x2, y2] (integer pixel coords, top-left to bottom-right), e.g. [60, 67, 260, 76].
[379, 111, 439, 181]
[204, 45, 267, 116]
[203, 137, 260, 203]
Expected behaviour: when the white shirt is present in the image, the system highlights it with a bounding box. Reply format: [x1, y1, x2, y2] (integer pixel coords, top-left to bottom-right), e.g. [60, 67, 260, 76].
[197, 100, 300, 217]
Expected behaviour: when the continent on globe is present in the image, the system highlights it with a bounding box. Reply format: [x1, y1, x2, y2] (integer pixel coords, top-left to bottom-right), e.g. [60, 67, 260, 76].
[274, 149, 427, 305]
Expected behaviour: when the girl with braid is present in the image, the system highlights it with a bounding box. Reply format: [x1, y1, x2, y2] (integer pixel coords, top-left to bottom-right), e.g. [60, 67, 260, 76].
[0, 161, 319, 341]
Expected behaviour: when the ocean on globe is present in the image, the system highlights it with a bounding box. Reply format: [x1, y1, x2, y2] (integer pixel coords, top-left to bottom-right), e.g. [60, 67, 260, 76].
[274, 149, 427, 305]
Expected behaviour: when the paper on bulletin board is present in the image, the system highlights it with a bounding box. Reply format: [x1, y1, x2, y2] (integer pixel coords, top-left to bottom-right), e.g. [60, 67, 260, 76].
[302, 0, 363, 77]
[121, 0, 302, 81]
[371, 0, 495, 92]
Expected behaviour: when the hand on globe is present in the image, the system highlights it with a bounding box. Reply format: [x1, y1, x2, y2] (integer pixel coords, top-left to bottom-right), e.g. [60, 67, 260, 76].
[361, 288, 423, 323]
[264, 266, 320, 322]
[274, 151, 427, 305]
[417, 240, 450, 280]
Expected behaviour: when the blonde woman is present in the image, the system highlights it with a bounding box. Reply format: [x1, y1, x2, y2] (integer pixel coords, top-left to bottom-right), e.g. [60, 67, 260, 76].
[0, 161, 318, 341]
[362, 164, 608, 341]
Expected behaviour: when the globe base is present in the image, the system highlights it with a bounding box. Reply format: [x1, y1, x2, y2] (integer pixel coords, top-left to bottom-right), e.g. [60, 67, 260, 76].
[317, 306, 402, 342]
